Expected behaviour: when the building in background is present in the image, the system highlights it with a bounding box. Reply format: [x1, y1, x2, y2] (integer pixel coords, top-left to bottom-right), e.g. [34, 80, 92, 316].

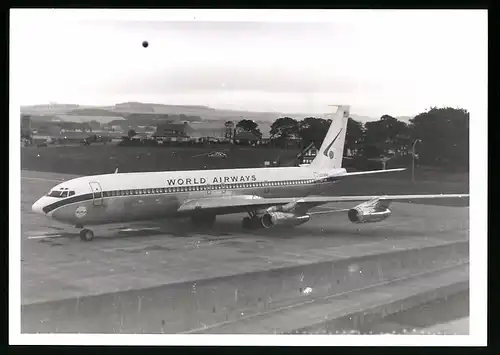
[154, 122, 193, 141]
[55, 115, 126, 125]
[103, 119, 129, 133]
[125, 113, 171, 122]
[32, 122, 62, 137]
[189, 121, 226, 139]
[234, 131, 259, 145]
[224, 121, 235, 139]
[21, 115, 32, 137]
[297, 143, 318, 165]
[135, 125, 157, 134]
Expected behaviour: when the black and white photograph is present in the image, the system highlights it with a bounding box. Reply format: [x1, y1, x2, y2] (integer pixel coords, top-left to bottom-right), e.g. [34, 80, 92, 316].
[9, 9, 487, 346]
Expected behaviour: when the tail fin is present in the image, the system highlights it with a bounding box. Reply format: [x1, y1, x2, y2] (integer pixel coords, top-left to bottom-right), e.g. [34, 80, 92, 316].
[308, 105, 350, 171]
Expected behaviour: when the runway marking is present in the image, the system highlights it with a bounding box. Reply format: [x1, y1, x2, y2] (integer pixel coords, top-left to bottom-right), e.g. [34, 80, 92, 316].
[118, 227, 161, 232]
[27, 234, 63, 240]
[26, 227, 162, 241]
[22, 177, 65, 183]
[25, 230, 54, 236]
[370, 222, 412, 229]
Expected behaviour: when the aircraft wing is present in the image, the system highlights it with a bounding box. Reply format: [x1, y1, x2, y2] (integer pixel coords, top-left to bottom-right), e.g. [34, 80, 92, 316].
[177, 193, 469, 215]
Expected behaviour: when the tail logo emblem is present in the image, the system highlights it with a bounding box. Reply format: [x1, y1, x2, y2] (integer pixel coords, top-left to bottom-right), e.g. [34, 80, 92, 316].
[323, 128, 343, 159]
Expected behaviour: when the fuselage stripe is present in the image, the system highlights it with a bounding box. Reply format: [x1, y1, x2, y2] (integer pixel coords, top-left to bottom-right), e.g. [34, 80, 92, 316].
[41, 177, 338, 214]
[42, 193, 94, 214]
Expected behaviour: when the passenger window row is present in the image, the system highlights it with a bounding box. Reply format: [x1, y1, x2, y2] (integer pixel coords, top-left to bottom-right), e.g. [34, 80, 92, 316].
[102, 179, 316, 198]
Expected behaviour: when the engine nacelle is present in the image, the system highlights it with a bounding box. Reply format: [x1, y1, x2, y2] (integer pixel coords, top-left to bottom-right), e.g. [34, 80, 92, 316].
[260, 212, 311, 228]
[347, 206, 391, 223]
[347, 198, 392, 224]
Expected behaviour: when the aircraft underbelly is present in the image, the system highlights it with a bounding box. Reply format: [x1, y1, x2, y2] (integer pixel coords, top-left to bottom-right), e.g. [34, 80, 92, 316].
[50, 183, 323, 226]
[52, 194, 183, 225]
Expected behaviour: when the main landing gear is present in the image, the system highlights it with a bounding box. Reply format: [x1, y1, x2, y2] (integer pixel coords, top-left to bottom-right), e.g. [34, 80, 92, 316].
[76, 224, 94, 241]
[242, 209, 262, 230]
[191, 214, 216, 229]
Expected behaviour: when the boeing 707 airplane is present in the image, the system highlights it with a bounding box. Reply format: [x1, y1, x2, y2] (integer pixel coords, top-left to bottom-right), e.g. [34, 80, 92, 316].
[31, 105, 468, 241]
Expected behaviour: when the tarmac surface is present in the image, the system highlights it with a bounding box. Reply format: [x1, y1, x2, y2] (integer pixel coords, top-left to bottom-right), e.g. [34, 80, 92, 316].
[20, 170, 469, 307]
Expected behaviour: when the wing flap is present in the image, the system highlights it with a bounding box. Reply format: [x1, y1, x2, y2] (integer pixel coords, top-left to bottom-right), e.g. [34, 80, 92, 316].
[177, 195, 293, 215]
[177, 194, 469, 215]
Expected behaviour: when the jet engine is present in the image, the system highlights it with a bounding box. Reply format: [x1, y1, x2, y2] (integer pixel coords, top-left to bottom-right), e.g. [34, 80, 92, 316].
[347, 198, 392, 224]
[260, 212, 311, 228]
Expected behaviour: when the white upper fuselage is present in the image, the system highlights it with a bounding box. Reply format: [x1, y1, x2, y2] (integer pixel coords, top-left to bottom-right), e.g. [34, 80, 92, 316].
[32, 165, 346, 226]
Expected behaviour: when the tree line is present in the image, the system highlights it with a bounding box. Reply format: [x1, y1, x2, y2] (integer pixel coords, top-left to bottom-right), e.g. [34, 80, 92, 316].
[232, 107, 469, 169]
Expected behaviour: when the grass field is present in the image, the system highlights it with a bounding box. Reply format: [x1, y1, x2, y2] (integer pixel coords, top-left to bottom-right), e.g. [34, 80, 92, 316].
[21, 144, 300, 175]
[21, 144, 469, 206]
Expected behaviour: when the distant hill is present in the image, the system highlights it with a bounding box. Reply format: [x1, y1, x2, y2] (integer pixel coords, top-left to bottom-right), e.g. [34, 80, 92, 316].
[113, 102, 155, 113]
[21, 102, 410, 124]
[21, 103, 81, 114]
[56, 115, 126, 124]
[67, 108, 119, 116]
[21, 103, 290, 122]
[111, 102, 279, 121]
[26, 114, 126, 124]
[115, 102, 211, 112]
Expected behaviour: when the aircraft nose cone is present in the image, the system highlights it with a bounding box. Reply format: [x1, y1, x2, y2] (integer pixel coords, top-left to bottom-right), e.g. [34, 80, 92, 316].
[32, 199, 44, 214]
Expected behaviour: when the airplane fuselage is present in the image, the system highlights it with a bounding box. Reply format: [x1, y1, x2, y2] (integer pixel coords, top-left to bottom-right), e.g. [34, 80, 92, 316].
[32, 166, 344, 227]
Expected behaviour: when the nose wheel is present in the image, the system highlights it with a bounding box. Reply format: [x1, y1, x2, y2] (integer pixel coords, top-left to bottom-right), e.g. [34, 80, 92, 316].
[79, 229, 94, 242]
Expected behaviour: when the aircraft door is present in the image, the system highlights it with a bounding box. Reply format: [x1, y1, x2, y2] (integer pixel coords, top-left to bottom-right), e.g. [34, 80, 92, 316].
[313, 172, 324, 193]
[206, 184, 212, 196]
[89, 181, 103, 206]
[312, 172, 321, 193]
[264, 180, 270, 194]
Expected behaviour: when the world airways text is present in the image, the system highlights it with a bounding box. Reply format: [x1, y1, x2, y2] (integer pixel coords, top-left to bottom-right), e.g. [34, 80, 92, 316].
[166, 175, 257, 186]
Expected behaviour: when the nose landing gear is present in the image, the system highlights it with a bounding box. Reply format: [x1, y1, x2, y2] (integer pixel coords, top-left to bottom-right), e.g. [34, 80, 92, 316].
[76, 224, 94, 241]
[78, 228, 94, 241]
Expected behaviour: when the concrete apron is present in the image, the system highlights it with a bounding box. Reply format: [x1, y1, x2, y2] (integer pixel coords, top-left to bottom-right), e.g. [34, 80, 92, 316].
[21, 240, 468, 334]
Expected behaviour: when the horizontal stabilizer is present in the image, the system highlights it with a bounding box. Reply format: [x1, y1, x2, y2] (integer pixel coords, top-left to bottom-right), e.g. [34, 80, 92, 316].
[342, 168, 406, 177]
[310, 168, 406, 183]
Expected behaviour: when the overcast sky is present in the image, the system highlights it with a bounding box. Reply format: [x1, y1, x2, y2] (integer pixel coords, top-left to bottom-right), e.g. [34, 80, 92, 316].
[11, 10, 487, 117]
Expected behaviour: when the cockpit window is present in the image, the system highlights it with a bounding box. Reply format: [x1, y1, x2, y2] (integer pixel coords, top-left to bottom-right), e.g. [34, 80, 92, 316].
[47, 190, 63, 197]
[47, 190, 75, 198]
